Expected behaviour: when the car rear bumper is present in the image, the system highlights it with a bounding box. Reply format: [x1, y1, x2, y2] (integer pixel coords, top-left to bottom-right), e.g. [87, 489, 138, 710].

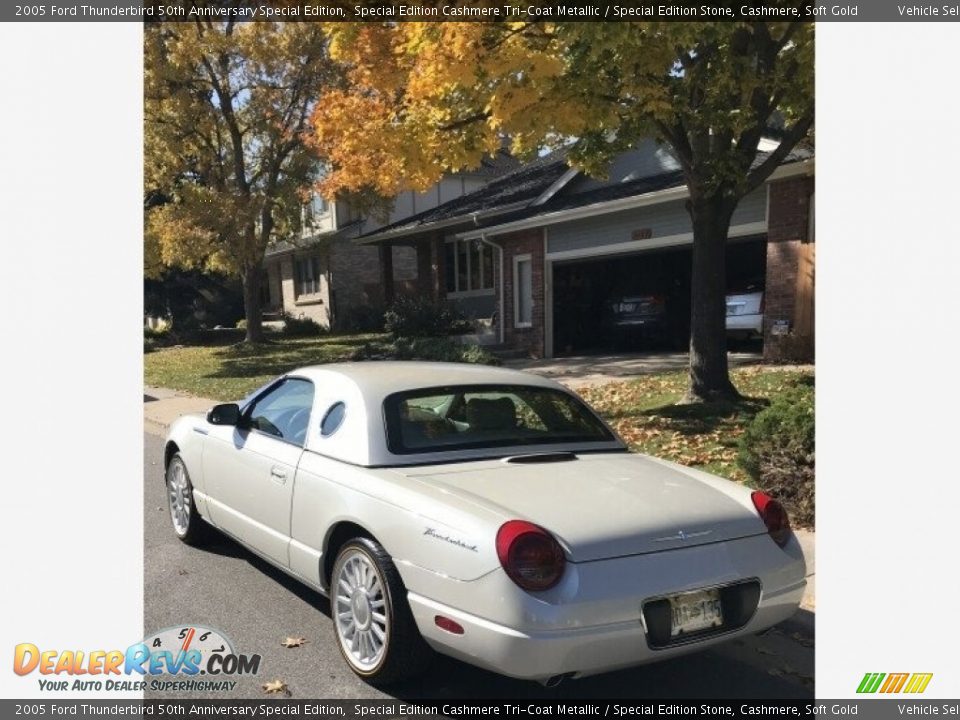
[726, 313, 763, 334]
[404, 533, 806, 681]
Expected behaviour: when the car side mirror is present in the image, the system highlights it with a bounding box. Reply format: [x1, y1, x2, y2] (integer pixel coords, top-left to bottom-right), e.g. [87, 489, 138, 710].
[207, 403, 241, 426]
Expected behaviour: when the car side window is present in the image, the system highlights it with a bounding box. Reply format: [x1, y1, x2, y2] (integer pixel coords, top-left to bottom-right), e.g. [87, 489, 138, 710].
[320, 401, 346, 437]
[246, 378, 315, 446]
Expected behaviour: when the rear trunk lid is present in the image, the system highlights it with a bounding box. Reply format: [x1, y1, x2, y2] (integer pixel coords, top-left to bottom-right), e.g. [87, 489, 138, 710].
[399, 452, 766, 562]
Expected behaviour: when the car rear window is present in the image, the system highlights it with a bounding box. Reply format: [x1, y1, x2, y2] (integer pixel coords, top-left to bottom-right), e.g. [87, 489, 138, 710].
[383, 384, 615, 455]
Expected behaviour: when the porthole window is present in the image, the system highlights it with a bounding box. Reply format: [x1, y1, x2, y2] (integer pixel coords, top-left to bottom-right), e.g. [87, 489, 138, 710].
[320, 401, 346, 437]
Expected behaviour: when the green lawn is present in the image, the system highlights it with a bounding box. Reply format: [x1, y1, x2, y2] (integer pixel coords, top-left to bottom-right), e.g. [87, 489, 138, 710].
[578, 366, 814, 484]
[145, 334, 386, 400]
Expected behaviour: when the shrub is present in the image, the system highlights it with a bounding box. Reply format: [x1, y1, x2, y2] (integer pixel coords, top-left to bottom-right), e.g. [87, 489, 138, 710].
[339, 304, 385, 333]
[282, 312, 325, 337]
[738, 383, 815, 527]
[383, 295, 471, 339]
[354, 336, 498, 365]
[143, 325, 171, 354]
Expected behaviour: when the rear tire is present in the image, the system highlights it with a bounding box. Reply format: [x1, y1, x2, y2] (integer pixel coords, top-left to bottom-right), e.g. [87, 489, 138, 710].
[331, 537, 432, 685]
[165, 453, 210, 546]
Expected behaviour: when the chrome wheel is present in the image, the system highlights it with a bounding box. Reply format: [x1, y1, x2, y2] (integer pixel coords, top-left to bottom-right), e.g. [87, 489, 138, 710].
[334, 548, 389, 672]
[167, 459, 191, 536]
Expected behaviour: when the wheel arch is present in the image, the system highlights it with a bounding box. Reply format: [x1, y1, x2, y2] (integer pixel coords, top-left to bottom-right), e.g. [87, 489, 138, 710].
[322, 520, 377, 590]
[164, 441, 180, 472]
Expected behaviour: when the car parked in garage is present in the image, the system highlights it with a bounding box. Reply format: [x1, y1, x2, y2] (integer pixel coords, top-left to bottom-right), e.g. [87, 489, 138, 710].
[163, 362, 805, 686]
[726, 283, 765, 340]
[610, 294, 671, 346]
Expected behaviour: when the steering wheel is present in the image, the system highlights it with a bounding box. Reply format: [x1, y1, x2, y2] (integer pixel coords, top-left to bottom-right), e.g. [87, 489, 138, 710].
[287, 407, 311, 445]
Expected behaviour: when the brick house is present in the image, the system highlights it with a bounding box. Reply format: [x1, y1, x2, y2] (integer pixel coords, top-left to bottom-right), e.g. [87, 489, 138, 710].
[261, 152, 519, 330]
[356, 140, 815, 361]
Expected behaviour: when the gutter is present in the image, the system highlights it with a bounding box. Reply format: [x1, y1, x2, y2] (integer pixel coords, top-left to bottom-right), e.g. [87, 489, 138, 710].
[476, 233, 505, 344]
[353, 200, 531, 245]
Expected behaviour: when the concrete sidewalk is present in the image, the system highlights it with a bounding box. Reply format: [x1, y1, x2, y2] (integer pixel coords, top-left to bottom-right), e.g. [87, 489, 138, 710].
[144, 385, 216, 436]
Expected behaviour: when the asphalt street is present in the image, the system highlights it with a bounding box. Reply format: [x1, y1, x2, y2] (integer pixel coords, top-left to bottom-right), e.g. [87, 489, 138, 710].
[144, 432, 814, 700]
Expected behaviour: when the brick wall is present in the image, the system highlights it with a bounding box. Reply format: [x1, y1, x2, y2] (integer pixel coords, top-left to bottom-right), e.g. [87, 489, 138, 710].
[329, 237, 383, 328]
[500, 228, 546, 358]
[764, 175, 815, 362]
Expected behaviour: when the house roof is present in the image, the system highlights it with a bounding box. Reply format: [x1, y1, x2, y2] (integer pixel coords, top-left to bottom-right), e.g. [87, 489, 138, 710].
[358, 144, 814, 244]
[356, 148, 572, 242]
[265, 219, 364, 258]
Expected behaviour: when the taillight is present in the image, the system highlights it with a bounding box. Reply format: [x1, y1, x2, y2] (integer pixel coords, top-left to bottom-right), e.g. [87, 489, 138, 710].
[496, 520, 566, 591]
[751, 491, 791, 547]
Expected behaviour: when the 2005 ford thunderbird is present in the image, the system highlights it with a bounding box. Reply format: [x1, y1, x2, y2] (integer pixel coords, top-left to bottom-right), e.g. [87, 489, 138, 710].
[163, 362, 805, 686]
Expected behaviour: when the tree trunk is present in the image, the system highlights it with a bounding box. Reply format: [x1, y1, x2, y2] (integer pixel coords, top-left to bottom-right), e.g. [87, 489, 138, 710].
[685, 195, 740, 403]
[241, 264, 265, 344]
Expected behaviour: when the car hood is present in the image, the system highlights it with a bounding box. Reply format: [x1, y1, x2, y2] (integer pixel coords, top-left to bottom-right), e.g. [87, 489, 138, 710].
[399, 453, 767, 562]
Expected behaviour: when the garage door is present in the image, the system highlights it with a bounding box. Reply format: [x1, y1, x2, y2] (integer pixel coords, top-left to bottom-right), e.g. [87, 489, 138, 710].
[550, 238, 766, 356]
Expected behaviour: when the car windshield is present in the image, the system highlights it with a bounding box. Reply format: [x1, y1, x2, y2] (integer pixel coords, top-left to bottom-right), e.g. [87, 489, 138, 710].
[383, 384, 616, 455]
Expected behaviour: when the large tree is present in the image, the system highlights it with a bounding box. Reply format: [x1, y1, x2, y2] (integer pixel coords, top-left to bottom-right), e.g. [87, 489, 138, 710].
[145, 20, 336, 343]
[311, 21, 813, 400]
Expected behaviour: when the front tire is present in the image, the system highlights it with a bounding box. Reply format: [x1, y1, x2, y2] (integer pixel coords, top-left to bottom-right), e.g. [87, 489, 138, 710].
[166, 453, 209, 546]
[331, 537, 432, 685]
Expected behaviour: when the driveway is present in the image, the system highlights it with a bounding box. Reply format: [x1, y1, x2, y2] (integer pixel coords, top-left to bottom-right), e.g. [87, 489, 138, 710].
[144, 431, 813, 700]
[505, 351, 763, 388]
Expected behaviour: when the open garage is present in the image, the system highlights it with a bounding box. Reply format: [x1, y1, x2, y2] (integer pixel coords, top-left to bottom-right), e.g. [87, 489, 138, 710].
[550, 237, 767, 356]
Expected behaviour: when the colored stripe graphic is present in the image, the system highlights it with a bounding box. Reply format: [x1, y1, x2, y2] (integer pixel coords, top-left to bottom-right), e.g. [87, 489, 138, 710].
[904, 673, 933, 694]
[857, 672, 933, 694]
[857, 673, 885, 693]
[880, 673, 909, 693]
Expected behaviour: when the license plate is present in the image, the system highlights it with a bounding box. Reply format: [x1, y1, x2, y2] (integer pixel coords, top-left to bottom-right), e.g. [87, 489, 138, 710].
[668, 589, 723, 636]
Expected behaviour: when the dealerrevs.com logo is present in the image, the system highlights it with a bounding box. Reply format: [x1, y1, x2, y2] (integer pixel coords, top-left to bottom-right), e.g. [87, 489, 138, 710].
[13, 625, 261, 692]
[857, 672, 934, 694]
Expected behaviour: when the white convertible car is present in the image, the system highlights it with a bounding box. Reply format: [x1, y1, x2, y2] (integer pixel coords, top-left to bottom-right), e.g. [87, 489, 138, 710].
[164, 362, 805, 686]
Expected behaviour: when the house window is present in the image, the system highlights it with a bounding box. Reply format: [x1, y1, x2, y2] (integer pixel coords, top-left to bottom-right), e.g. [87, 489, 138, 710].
[514, 254, 533, 328]
[294, 255, 322, 297]
[444, 239, 494, 294]
[303, 194, 329, 228]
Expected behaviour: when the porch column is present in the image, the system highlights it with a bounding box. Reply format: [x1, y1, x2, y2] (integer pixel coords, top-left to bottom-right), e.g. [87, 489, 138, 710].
[379, 244, 395, 305]
[416, 240, 434, 298]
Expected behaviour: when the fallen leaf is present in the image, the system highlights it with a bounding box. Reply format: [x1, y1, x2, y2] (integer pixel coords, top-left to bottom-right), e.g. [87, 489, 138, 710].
[262, 680, 289, 695]
[280, 637, 307, 648]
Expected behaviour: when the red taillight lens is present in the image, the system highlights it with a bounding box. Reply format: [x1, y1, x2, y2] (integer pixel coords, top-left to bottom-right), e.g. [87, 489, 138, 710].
[496, 520, 566, 591]
[751, 491, 791, 547]
[434, 615, 464, 635]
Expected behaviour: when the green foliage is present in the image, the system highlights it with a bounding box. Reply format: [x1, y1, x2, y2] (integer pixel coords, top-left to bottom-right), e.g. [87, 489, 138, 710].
[144, 325, 171, 354]
[738, 382, 815, 527]
[282, 313, 326, 338]
[339, 304, 385, 333]
[383, 295, 471, 339]
[383, 337, 498, 365]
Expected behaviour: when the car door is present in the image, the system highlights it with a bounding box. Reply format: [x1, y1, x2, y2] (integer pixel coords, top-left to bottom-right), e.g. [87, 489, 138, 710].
[202, 377, 315, 567]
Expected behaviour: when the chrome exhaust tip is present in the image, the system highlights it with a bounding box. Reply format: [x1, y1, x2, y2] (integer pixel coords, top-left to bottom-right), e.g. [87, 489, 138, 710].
[541, 672, 574, 688]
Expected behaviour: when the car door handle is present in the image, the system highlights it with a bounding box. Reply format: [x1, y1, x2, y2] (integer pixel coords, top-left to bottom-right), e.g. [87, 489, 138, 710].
[269, 466, 287, 483]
